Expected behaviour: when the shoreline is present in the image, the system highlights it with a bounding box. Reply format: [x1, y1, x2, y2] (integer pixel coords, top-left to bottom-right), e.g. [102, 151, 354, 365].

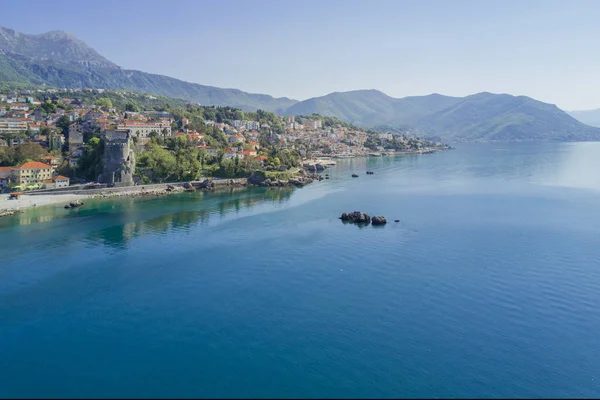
[0, 193, 91, 212]
[0, 172, 321, 215]
[0, 149, 448, 215]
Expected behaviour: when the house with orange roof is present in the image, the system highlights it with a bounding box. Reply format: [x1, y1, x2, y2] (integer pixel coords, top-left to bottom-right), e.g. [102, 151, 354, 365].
[0, 139, 7, 147]
[242, 149, 257, 157]
[44, 175, 70, 189]
[28, 123, 41, 133]
[14, 161, 53, 187]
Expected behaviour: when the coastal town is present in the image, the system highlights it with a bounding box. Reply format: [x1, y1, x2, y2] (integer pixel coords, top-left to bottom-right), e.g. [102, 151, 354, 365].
[0, 87, 450, 200]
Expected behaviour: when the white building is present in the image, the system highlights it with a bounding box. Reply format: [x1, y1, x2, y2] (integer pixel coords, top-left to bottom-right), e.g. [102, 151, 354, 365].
[117, 120, 172, 144]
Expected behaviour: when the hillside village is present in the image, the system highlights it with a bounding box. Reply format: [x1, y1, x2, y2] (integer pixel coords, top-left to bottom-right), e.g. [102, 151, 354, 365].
[0, 87, 449, 192]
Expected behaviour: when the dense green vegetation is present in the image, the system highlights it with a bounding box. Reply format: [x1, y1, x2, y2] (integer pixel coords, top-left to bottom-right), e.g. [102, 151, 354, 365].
[0, 142, 51, 166]
[76, 137, 104, 181]
[134, 135, 301, 183]
[364, 135, 438, 151]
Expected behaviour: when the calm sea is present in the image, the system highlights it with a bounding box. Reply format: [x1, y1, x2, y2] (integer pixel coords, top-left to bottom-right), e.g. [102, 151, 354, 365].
[2, 142, 600, 398]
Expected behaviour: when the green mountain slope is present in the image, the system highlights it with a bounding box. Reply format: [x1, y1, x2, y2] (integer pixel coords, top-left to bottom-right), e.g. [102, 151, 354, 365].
[284, 90, 600, 141]
[0, 26, 297, 112]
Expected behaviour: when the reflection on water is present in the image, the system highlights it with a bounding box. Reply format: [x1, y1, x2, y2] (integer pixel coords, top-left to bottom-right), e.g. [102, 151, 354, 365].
[76, 187, 294, 250]
[549, 142, 600, 190]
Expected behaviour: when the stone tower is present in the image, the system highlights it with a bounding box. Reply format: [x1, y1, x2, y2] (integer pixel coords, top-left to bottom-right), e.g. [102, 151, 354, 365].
[98, 129, 135, 187]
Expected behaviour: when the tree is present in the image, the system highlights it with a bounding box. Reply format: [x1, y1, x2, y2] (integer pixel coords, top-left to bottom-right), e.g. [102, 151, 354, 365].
[77, 137, 104, 180]
[125, 102, 140, 112]
[94, 98, 113, 110]
[56, 115, 71, 135]
[221, 159, 236, 178]
[41, 100, 56, 115]
[136, 143, 177, 183]
[14, 142, 48, 164]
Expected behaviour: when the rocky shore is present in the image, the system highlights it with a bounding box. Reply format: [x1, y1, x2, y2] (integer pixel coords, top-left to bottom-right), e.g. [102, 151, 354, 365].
[0, 169, 323, 215]
[0, 209, 21, 217]
[247, 170, 323, 188]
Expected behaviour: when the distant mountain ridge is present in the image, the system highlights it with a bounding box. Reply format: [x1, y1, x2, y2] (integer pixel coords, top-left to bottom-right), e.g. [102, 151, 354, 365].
[567, 108, 600, 128]
[0, 26, 298, 112]
[283, 90, 600, 141]
[1, 25, 599, 141]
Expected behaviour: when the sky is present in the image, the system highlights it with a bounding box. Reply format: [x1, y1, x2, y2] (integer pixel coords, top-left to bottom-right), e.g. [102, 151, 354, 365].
[2, 0, 600, 110]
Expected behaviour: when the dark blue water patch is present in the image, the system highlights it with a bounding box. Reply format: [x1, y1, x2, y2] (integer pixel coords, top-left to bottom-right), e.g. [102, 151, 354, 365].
[2, 143, 600, 398]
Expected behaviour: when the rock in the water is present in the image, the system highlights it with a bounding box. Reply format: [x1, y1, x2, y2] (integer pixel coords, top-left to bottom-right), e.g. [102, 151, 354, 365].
[394, 219, 400, 223]
[0, 209, 19, 217]
[69, 200, 83, 208]
[183, 182, 193, 189]
[340, 211, 370, 224]
[351, 174, 359, 178]
[372, 216, 387, 225]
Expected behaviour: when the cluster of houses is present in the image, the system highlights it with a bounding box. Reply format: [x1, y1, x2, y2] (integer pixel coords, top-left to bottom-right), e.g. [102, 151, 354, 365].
[0, 159, 69, 191]
[0, 87, 421, 192]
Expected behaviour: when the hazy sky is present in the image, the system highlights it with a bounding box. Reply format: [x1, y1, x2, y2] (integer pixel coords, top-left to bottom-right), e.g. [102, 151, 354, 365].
[2, 0, 600, 110]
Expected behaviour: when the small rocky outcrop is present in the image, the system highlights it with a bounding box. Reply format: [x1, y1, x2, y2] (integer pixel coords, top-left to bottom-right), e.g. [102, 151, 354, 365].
[351, 174, 359, 178]
[366, 171, 374, 175]
[340, 211, 371, 224]
[371, 216, 387, 225]
[316, 164, 325, 171]
[65, 200, 84, 209]
[183, 182, 196, 192]
[0, 209, 20, 217]
[197, 179, 215, 189]
[248, 171, 267, 185]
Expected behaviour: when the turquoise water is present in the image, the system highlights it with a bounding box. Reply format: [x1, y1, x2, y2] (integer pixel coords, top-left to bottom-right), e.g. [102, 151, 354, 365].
[2, 142, 600, 398]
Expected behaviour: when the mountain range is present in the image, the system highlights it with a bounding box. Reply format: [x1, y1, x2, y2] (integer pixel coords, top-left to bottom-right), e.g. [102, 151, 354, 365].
[1, 25, 599, 142]
[0, 26, 297, 112]
[567, 109, 600, 128]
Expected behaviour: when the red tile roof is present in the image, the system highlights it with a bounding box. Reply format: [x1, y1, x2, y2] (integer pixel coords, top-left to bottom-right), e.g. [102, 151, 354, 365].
[18, 161, 51, 170]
